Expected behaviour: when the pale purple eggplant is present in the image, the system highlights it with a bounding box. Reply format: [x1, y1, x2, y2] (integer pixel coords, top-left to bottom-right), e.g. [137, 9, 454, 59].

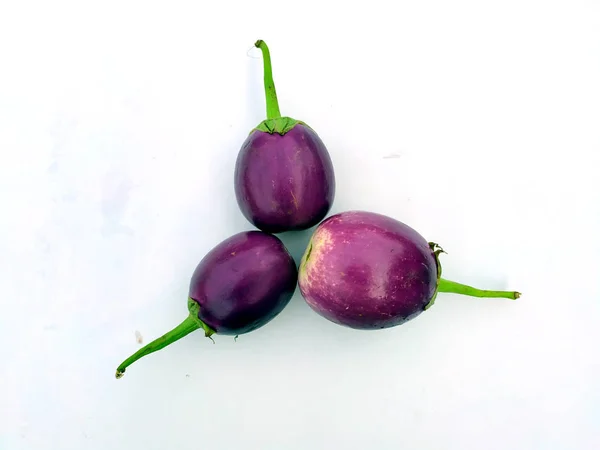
[298, 211, 520, 330]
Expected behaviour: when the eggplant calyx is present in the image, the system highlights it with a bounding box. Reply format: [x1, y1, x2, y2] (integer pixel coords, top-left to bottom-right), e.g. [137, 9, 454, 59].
[424, 242, 445, 310]
[187, 297, 216, 338]
[252, 117, 306, 135]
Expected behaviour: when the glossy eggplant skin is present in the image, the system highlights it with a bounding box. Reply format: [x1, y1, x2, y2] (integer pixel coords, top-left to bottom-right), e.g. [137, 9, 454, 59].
[298, 211, 438, 330]
[189, 231, 298, 335]
[234, 124, 335, 234]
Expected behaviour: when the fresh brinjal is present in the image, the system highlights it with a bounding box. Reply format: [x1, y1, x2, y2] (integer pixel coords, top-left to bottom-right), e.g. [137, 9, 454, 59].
[115, 231, 297, 378]
[234, 40, 335, 233]
[297, 210, 520, 330]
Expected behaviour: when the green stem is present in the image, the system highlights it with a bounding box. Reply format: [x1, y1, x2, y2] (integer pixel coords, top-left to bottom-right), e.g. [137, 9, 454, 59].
[438, 278, 520, 300]
[255, 40, 281, 120]
[115, 315, 200, 379]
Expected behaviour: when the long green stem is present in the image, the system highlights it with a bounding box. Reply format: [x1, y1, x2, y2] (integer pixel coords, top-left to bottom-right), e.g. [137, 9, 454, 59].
[115, 315, 200, 379]
[438, 278, 520, 300]
[255, 40, 281, 119]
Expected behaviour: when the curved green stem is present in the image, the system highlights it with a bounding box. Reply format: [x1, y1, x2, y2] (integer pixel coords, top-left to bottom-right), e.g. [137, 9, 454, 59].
[255, 40, 281, 119]
[115, 315, 199, 379]
[438, 278, 520, 300]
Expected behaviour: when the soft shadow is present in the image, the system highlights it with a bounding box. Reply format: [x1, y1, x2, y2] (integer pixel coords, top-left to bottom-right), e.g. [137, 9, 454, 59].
[277, 227, 315, 267]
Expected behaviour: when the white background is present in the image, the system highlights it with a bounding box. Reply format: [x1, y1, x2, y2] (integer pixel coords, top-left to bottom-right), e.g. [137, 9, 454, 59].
[1, 1, 599, 449]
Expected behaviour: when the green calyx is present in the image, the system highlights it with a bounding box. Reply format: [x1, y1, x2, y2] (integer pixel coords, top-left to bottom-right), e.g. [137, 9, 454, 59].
[253, 39, 307, 136]
[114, 298, 215, 379]
[424, 242, 445, 310]
[187, 297, 216, 338]
[424, 242, 521, 311]
[253, 117, 305, 135]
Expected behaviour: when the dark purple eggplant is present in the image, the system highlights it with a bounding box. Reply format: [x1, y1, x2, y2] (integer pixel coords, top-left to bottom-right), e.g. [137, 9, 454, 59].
[115, 231, 297, 378]
[234, 40, 335, 233]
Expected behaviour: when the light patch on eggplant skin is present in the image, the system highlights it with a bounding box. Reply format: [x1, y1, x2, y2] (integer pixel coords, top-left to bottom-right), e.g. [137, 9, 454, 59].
[298, 228, 333, 286]
[369, 266, 390, 299]
[369, 281, 388, 299]
[290, 190, 299, 209]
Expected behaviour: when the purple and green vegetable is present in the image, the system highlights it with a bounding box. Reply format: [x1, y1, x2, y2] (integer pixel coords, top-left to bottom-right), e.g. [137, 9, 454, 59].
[116, 41, 520, 378]
[115, 231, 297, 378]
[234, 40, 335, 233]
[298, 210, 520, 330]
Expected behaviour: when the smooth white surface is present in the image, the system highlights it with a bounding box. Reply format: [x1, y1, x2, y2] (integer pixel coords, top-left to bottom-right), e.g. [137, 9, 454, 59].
[1, 1, 599, 449]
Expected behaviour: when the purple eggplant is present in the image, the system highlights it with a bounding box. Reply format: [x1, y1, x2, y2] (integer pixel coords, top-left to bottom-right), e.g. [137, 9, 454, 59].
[297, 211, 520, 330]
[115, 231, 297, 378]
[234, 40, 335, 233]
